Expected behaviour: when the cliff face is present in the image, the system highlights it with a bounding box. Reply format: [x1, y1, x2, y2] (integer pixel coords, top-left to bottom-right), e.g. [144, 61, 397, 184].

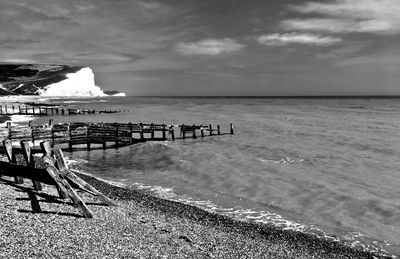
[0, 64, 105, 96]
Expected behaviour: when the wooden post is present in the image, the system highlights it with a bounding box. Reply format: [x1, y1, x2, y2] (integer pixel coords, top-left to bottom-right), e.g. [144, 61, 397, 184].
[2, 139, 24, 184]
[40, 141, 56, 166]
[115, 123, 119, 149]
[61, 108, 65, 115]
[18, 105, 21, 115]
[87, 124, 91, 151]
[139, 123, 144, 140]
[68, 125, 73, 152]
[11, 105, 14, 113]
[162, 124, 166, 140]
[5, 104, 7, 114]
[170, 125, 175, 141]
[28, 121, 32, 127]
[230, 123, 234, 135]
[200, 125, 204, 138]
[56, 108, 59, 115]
[32, 106, 36, 115]
[181, 124, 185, 139]
[31, 124, 35, 144]
[128, 123, 133, 145]
[51, 125, 55, 148]
[27, 191, 42, 213]
[150, 123, 155, 140]
[20, 141, 42, 191]
[217, 125, 221, 135]
[48, 119, 53, 127]
[0, 105, 2, 115]
[209, 124, 213, 136]
[7, 122, 11, 140]
[192, 124, 197, 139]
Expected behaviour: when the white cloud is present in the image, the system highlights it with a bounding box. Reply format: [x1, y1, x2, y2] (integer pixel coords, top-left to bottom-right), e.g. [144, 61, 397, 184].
[257, 33, 341, 46]
[176, 38, 244, 55]
[283, 0, 400, 35]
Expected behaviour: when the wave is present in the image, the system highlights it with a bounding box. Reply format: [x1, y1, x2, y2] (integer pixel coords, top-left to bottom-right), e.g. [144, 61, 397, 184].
[257, 157, 305, 164]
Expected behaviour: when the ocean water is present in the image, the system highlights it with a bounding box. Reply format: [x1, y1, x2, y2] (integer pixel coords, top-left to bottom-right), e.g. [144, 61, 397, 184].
[34, 97, 400, 256]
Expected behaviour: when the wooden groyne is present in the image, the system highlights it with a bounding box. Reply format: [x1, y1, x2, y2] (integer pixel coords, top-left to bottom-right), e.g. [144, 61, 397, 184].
[0, 104, 121, 116]
[0, 121, 234, 152]
[0, 140, 116, 218]
[0, 121, 233, 218]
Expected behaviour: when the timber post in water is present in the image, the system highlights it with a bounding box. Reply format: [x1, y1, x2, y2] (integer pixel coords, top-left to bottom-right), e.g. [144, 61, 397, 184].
[162, 124, 166, 140]
[0, 121, 232, 152]
[170, 125, 175, 141]
[115, 123, 119, 149]
[230, 123, 234, 135]
[192, 124, 197, 139]
[150, 123, 155, 140]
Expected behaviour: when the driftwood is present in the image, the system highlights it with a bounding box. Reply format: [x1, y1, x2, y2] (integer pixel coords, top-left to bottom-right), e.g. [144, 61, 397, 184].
[0, 140, 117, 218]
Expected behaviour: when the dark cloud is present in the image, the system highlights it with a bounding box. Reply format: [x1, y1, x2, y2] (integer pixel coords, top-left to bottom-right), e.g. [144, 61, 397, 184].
[0, 0, 399, 95]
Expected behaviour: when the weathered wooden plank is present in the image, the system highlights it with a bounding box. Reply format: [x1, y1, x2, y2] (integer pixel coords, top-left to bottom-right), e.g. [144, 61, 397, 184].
[27, 191, 42, 213]
[21, 141, 43, 191]
[2, 139, 24, 184]
[65, 171, 117, 206]
[0, 161, 56, 185]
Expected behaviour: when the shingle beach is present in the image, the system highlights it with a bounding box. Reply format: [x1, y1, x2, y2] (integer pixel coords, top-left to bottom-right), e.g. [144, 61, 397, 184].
[0, 172, 381, 258]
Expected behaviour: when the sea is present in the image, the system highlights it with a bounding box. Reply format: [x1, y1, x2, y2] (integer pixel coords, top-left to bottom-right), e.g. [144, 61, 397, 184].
[29, 96, 400, 257]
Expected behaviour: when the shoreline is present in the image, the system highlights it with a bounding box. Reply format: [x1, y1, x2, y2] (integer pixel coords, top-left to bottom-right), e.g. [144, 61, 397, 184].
[0, 172, 379, 258]
[77, 172, 379, 258]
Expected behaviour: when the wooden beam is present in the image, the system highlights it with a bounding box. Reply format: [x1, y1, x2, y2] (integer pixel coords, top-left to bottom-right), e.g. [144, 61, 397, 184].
[2, 139, 24, 184]
[21, 141, 43, 191]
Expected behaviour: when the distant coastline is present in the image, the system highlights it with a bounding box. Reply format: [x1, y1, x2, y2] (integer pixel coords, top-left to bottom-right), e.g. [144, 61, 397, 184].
[133, 95, 400, 99]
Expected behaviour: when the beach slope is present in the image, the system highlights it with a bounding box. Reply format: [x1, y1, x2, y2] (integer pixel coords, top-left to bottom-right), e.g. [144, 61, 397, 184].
[0, 172, 378, 258]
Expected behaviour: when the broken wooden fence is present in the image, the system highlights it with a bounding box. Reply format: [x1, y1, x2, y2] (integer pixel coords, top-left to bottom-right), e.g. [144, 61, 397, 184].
[0, 139, 116, 218]
[0, 122, 234, 151]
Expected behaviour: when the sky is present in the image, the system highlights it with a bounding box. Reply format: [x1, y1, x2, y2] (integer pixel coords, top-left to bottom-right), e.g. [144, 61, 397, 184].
[1, 0, 400, 96]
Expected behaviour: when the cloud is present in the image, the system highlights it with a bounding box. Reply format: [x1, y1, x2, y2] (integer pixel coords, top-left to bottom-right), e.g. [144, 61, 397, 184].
[257, 33, 341, 46]
[176, 39, 244, 55]
[283, 0, 400, 35]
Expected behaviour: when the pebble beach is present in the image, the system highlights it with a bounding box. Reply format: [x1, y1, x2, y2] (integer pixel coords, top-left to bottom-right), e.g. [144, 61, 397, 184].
[0, 171, 380, 258]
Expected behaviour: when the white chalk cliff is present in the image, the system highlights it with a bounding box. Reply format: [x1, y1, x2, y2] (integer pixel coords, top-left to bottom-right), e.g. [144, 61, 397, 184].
[38, 67, 106, 97]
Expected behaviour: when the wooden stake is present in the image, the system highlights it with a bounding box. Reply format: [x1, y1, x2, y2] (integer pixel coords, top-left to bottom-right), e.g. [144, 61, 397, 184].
[115, 123, 119, 149]
[21, 140, 42, 191]
[65, 171, 117, 206]
[230, 123, 234, 135]
[128, 123, 133, 145]
[192, 124, 197, 139]
[200, 125, 204, 138]
[27, 191, 42, 213]
[170, 126, 175, 141]
[139, 123, 144, 140]
[150, 123, 155, 140]
[217, 125, 221, 135]
[162, 124, 166, 140]
[87, 125, 91, 151]
[2, 139, 24, 184]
